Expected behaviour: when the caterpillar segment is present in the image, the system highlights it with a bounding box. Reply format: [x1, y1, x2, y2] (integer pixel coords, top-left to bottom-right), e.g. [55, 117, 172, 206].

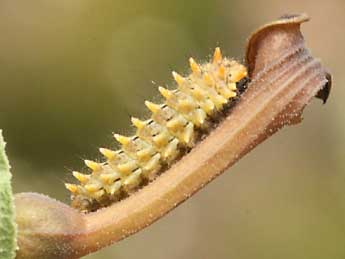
[66, 47, 248, 212]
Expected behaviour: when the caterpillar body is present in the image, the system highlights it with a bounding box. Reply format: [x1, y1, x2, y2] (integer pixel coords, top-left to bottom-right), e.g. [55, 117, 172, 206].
[65, 48, 248, 212]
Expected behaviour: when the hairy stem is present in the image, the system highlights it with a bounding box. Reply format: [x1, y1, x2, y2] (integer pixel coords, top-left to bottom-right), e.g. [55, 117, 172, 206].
[14, 14, 331, 259]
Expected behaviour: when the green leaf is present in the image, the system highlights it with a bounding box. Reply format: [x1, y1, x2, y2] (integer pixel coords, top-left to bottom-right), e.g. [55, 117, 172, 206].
[0, 130, 17, 259]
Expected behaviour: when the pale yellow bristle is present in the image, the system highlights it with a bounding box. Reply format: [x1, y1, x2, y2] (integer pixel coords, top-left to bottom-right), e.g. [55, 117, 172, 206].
[203, 73, 214, 86]
[213, 95, 228, 109]
[153, 133, 169, 148]
[136, 148, 152, 161]
[72, 171, 90, 183]
[145, 101, 161, 113]
[143, 153, 161, 172]
[213, 47, 222, 64]
[100, 173, 120, 184]
[178, 99, 194, 112]
[162, 138, 179, 159]
[84, 183, 101, 193]
[218, 65, 225, 79]
[99, 148, 117, 160]
[166, 117, 184, 131]
[191, 88, 203, 100]
[158, 86, 173, 99]
[84, 160, 102, 171]
[230, 65, 248, 82]
[228, 82, 237, 91]
[108, 181, 122, 195]
[92, 190, 105, 199]
[65, 183, 78, 193]
[189, 58, 201, 74]
[230, 71, 245, 82]
[114, 134, 131, 146]
[172, 71, 185, 86]
[200, 100, 215, 114]
[194, 109, 206, 125]
[227, 91, 237, 98]
[117, 161, 137, 174]
[123, 169, 142, 190]
[183, 122, 194, 144]
[131, 117, 146, 129]
[220, 88, 236, 99]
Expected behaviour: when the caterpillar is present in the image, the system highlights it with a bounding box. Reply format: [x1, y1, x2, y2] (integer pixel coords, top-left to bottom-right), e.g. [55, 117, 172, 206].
[65, 48, 248, 212]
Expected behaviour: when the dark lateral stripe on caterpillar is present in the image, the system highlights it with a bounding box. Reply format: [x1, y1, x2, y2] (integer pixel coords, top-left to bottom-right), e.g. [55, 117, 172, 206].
[65, 48, 248, 212]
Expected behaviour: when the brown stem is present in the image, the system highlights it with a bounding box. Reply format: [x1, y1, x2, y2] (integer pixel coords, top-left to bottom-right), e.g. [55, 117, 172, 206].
[15, 14, 331, 259]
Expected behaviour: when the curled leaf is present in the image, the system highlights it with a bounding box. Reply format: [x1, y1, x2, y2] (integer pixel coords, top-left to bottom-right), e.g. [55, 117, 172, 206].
[245, 13, 331, 104]
[0, 130, 17, 259]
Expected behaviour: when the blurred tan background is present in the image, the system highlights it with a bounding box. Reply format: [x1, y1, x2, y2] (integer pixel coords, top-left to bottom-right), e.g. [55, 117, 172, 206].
[1, 0, 344, 258]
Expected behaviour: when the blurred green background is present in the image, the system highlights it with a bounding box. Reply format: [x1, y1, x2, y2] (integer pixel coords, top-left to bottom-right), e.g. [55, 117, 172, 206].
[1, 0, 344, 258]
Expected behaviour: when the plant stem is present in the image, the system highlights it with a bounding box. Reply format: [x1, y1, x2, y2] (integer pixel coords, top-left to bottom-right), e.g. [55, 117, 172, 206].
[14, 14, 331, 259]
